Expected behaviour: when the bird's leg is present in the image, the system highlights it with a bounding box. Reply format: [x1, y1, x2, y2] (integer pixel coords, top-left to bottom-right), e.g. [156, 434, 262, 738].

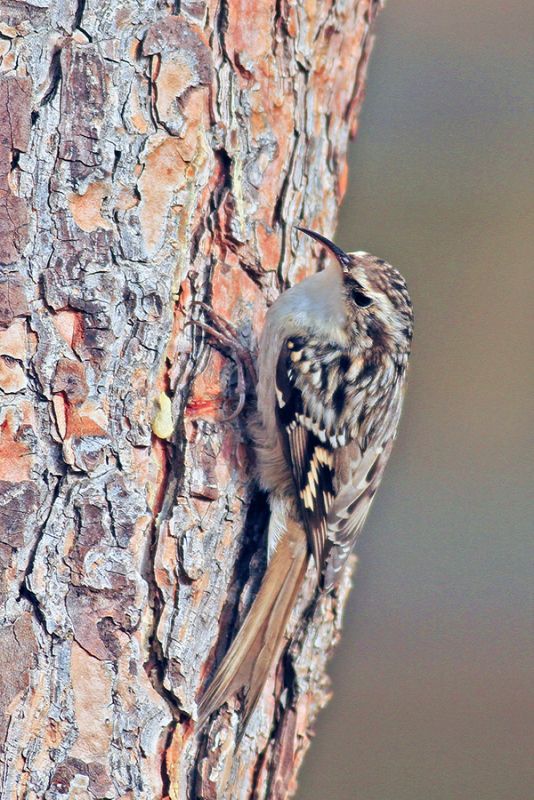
[188, 302, 257, 421]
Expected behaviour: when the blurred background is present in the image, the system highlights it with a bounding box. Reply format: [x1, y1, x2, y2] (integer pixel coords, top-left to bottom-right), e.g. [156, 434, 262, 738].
[298, 1, 533, 798]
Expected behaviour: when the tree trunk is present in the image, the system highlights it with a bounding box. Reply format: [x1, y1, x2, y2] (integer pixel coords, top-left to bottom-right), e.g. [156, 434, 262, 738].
[0, 1, 381, 797]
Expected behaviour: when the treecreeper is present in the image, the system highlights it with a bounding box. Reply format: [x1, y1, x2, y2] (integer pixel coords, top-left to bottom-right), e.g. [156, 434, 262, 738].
[198, 227, 414, 734]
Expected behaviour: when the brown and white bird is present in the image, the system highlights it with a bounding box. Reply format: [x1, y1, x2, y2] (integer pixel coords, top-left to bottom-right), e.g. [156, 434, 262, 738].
[198, 227, 413, 731]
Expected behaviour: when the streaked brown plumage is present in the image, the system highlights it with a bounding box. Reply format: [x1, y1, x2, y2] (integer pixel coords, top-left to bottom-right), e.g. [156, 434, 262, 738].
[198, 227, 413, 732]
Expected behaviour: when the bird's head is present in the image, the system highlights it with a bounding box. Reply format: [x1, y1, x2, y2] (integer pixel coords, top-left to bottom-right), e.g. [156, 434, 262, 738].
[296, 226, 414, 357]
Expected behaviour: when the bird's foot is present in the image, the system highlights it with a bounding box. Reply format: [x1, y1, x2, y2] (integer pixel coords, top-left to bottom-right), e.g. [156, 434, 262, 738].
[187, 301, 257, 421]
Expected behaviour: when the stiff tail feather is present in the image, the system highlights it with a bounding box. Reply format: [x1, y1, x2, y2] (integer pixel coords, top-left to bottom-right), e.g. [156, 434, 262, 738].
[197, 520, 308, 732]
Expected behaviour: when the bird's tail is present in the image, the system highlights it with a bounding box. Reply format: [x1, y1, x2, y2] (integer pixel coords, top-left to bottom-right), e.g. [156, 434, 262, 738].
[197, 519, 308, 732]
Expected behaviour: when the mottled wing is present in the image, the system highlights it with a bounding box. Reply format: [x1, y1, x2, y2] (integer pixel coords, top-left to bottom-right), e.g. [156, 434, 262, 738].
[275, 337, 400, 589]
[275, 340, 335, 578]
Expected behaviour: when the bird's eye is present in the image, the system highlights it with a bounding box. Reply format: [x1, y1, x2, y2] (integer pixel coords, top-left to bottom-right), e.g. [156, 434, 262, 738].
[352, 289, 373, 307]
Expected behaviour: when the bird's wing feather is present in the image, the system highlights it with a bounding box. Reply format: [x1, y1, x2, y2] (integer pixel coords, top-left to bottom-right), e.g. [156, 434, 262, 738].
[275, 337, 396, 588]
[275, 340, 335, 577]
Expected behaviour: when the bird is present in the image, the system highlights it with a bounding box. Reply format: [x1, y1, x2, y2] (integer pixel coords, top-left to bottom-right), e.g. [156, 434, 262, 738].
[197, 226, 414, 733]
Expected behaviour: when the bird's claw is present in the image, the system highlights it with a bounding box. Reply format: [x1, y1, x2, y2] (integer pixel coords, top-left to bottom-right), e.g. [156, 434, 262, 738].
[187, 302, 257, 421]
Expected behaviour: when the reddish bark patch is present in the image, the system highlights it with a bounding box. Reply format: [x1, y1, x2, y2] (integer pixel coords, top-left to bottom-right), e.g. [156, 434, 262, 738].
[53, 358, 89, 406]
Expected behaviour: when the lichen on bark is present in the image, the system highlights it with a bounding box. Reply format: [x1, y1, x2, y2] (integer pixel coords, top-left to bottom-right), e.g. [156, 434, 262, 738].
[0, 1, 382, 798]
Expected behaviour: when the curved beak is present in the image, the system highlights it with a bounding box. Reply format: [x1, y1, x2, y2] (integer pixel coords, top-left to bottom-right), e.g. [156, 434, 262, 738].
[296, 226, 351, 268]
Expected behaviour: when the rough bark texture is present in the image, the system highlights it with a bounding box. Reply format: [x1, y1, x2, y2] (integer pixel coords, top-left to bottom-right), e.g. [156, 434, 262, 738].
[0, 1, 381, 798]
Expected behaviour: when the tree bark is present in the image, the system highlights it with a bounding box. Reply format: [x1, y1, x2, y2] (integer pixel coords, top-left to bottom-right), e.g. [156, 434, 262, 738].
[0, 1, 381, 797]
